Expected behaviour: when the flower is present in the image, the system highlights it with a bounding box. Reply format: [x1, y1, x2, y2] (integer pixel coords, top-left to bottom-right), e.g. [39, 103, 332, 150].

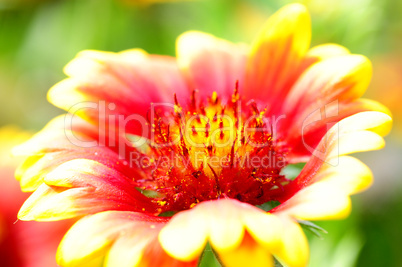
[14, 3, 392, 267]
[0, 126, 71, 267]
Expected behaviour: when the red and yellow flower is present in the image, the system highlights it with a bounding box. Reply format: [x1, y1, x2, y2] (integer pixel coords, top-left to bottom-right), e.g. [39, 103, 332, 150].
[14, 4, 391, 267]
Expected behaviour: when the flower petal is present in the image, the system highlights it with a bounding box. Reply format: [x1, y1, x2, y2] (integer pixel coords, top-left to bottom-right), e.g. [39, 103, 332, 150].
[271, 216, 309, 267]
[313, 156, 373, 195]
[57, 211, 192, 267]
[289, 44, 351, 88]
[18, 159, 158, 221]
[273, 111, 392, 220]
[294, 111, 390, 188]
[242, 210, 282, 249]
[326, 111, 392, 160]
[177, 31, 248, 100]
[244, 3, 311, 112]
[277, 54, 389, 161]
[159, 199, 307, 266]
[305, 44, 350, 61]
[282, 54, 372, 120]
[159, 199, 261, 261]
[274, 182, 352, 221]
[285, 98, 391, 162]
[48, 50, 190, 136]
[13, 115, 145, 192]
[219, 232, 274, 267]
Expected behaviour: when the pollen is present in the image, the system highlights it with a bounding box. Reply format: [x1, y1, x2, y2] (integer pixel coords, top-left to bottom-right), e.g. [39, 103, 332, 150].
[139, 85, 289, 213]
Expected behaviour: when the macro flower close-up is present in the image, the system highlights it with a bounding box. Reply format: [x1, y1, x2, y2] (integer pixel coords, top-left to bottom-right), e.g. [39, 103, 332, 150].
[6, 2, 395, 267]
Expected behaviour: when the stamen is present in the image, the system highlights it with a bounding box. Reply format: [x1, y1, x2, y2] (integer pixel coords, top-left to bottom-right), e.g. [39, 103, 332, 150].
[207, 163, 221, 197]
[142, 86, 288, 213]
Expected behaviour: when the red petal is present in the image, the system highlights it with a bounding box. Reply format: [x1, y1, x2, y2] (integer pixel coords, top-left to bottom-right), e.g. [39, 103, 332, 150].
[18, 159, 158, 221]
[177, 31, 248, 101]
[48, 50, 190, 137]
[14, 115, 146, 192]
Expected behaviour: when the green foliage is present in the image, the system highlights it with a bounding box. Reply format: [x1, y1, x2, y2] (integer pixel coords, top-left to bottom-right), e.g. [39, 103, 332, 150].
[198, 243, 221, 267]
[256, 200, 281, 212]
[280, 162, 306, 180]
[298, 220, 328, 239]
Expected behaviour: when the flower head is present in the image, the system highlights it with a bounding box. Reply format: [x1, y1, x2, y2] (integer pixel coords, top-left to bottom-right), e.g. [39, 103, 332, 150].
[14, 4, 392, 267]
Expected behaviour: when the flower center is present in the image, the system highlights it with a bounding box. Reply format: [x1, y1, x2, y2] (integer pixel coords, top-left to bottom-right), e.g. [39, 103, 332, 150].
[139, 86, 289, 213]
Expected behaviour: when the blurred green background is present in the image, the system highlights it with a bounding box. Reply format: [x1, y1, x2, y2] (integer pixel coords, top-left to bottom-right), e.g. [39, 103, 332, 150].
[1, 0, 401, 266]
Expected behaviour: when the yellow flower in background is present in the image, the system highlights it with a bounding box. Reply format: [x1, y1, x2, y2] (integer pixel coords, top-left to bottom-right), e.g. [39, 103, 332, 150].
[0, 127, 72, 267]
[368, 54, 402, 138]
[14, 4, 391, 267]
